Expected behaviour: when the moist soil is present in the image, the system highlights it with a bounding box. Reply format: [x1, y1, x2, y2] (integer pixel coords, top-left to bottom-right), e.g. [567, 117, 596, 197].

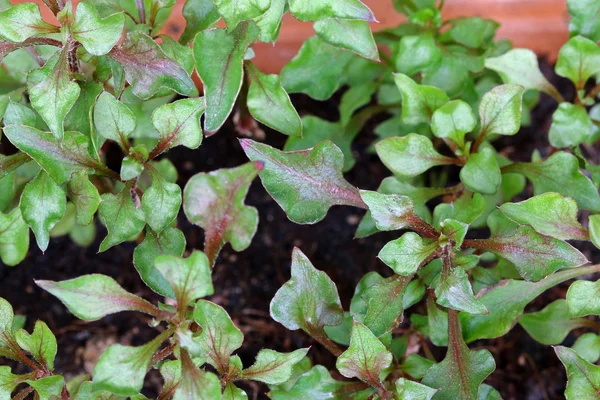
[1, 59, 597, 400]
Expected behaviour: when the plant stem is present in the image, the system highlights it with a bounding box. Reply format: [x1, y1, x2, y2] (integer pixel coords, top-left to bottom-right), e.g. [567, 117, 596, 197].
[151, 343, 176, 366]
[308, 326, 344, 357]
[13, 386, 34, 400]
[135, 0, 146, 24]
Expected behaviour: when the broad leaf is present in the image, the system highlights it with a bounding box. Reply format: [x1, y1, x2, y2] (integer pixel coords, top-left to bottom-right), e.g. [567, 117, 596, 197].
[242, 348, 309, 384]
[567, 0, 600, 41]
[14, 321, 57, 370]
[359, 191, 429, 233]
[67, 170, 101, 226]
[394, 73, 449, 124]
[336, 322, 392, 389]
[183, 162, 261, 266]
[27, 375, 64, 400]
[36, 274, 157, 321]
[110, 32, 197, 99]
[288, 0, 375, 22]
[241, 139, 364, 224]
[155, 251, 213, 310]
[180, 0, 220, 44]
[0, 208, 29, 266]
[141, 169, 181, 233]
[567, 279, 600, 317]
[173, 350, 221, 400]
[436, 267, 488, 314]
[28, 48, 81, 141]
[460, 148, 501, 195]
[98, 186, 146, 252]
[214, 0, 269, 29]
[395, 34, 441, 76]
[573, 333, 600, 364]
[246, 63, 302, 137]
[193, 300, 243, 372]
[555, 35, 600, 88]
[150, 97, 205, 156]
[442, 17, 498, 49]
[395, 378, 438, 400]
[0, 366, 22, 399]
[478, 84, 524, 137]
[94, 91, 136, 149]
[314, 19, 378, 61]
[519, 299, 586, 345]
[254, 0, 286, 42]
[431, 100, 476, 149]
[378, 232, 438, 276]
[194, 23, 258, 134]
[270, 247, 343, 333]
[499, 193, 588, 241]
[0, 3, 58, 43]
[72, 2, 125, 56]
[549, 103, 592, 148]
[269, 365, 353, 399]
[555, 346, 600, 400]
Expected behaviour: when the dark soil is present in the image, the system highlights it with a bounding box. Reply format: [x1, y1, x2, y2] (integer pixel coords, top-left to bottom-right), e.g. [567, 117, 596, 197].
[1, 58, 598, 400]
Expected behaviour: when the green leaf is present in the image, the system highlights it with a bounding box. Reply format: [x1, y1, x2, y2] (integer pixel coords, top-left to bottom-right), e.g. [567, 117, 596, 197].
[281, 37, 354, 101]
[27, 375, 64, 400]
[28, 48, 81, 141]
[93, 91, 136, 149]
[3, 125, 111, 185]
[155, 251, 213, 310]
[269, 365, 353, 399]
[395, 378, 438, 400]
[110, 31, 197, 99]
[20, 170, 66, 251]
[223, 383, 247, 400]
[504, 152, 600, 212]
[478, 84, 524, 137]
[183, 162, 260, 266]
[141, 169, 181, 233]
[555, 346, 600, 400]
[133, 227, 185, 298]
[567, 279, 600, 317]
[72, 2, 125, 56]
[180, 0, 220, 44]
[359, 191, 426, 232]
[339, 81, 378, 126]
[150, 97, 205, 156]
[394, 73, 449, 124]
[422, 311, 495, 400]
[270, 247, 343, 333]
[431, 100, 476, 149]
[378, 232, 438, 276]
[67, 170, 101, 226]
[0, 208, 29, 266]
[568, 0, 600, 41]
[93, 331, 170, 396]
[549, 103, 592, 148]
[214, 0, 269, 29]
[65, 80, 103, 146]
[193, 299, 243, 372]
[436, 267, 488, 314]
[499, 193, 588, 241]
[98, 185, 145, 251]
[519, 299, 586, 345]
[394, 34, 441, 76]
[288, 0, 375, 22]
[442, 17, 498, 49]
[174, 350, 222, 400]
[242, 348, 309, 384]
[485, 49, 562, 101]
[376, 134, 455, 178]
[591, 215, 600, 249]
[314, 19, 378, 61]
[246, 63, 302, 137]
[0, 366, 21, 399]
[0, 3, 58, 42]
[460, 148, 501, 195]
[36, 274, 157, 321]
[556, 36, 600, 88]
[400, 354, 435, 380]
[15, 321, 57, 370]
[194, 22, 258, 134]
[425, 296, 449, 346]
[254, 0, 285, 42]
[572, 333, 600, 364]
[241, 139, 364, 224]
[336, 322, 392, 389]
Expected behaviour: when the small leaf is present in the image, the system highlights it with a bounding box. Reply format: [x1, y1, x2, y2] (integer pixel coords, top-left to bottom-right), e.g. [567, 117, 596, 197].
[150, 98, 205, 156]
[436, 267, 488, 314]
[214, 0, 269, 29]
[568, 0, 600, 41]
[460, 148, 501, 195]
[180, 0, 220, 44]
[478, 84, 524, 137]
[499, 193, 588, 241]
[98, 185, 145, 252]
[270, 247, 343, 333]
[431, 100, 476, 149]
[141, 169, 181, 233]
[281, 36, 354, 101]
[110, 31, 197, 99]
[93, 91, 136, 149]
[223, 383, 247, 400]
[555, 346, 600, 400]
[15, 321, 57, 370]
[519, 299, 586, 345]
[183, 162, 260, 266]
[395, 34, 441, 76]
[376, 134, 455, 178]
[556, 35, 600, 88]
[254, 0, 286, 42]
[246, 63, 302, 137]
[72, 2, 124, 56]
[194, 23, 258, 134]
[174, 350, 222, 400]
[67, 170, 101, 226]
[133, 227, 185, 298]
[394, 73, 449, 124]
[314, 19, 378, 61]
[20, 171, 66, 252]
[422, 311, 495, 400]
[28, 48, 81, 141]
[0, 208, 29, 266]
[485, 49, 562, 101]
[591, 215, 600, 249]
[401, 354, 435, 380]
[0, 3, 58, 43]
[336, 321, 392, 389]
[269, 365, 354, 399]
[572, 333, 600, 364]
[567, 279, 600, 317]
[288, 0, 376, 22]
[442, 17, 498, 49]
[378, 232, 438, 276]
[242, 348, 309, 384]
[36, 274, 157, 321]
[241, 139, 364, 224]
[339, 81, 378, 126]
[155, 251, 213, 310]
[0, 366, 21, 399]
[27, 375, 64, 400]
[395, 378, 438, 400]
[549, 103, 592, 148]
[359, 191, 425, 232]
[193, 300, 243, 372]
